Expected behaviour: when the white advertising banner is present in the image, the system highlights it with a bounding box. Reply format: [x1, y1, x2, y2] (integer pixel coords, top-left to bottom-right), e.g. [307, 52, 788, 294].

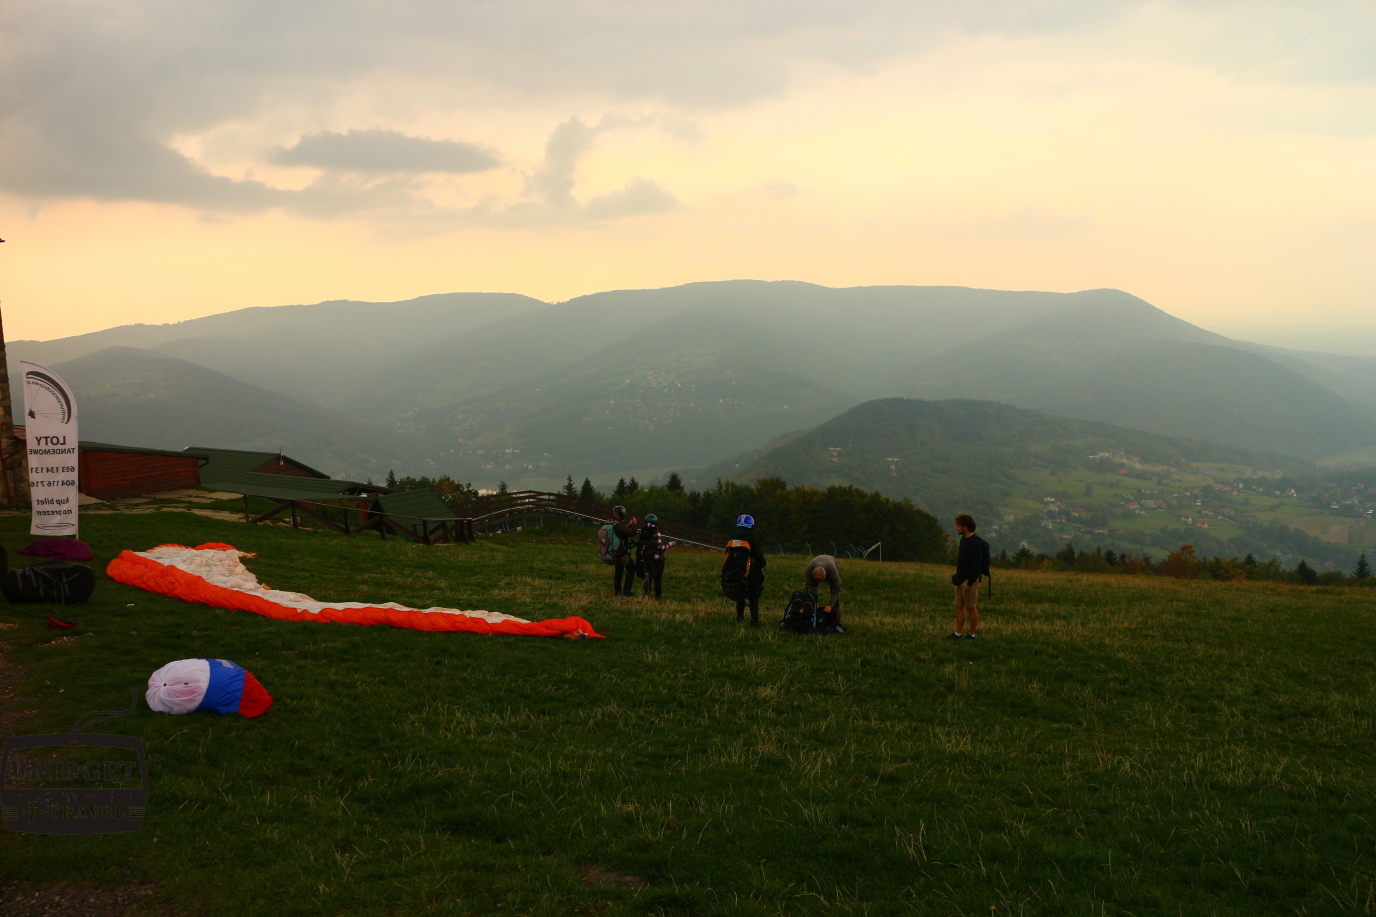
[22, 362, 79, 536]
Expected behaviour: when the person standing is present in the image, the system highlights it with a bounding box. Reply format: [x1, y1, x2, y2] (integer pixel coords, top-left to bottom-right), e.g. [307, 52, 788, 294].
[636, 513, 677, 600]
[948, 513, 990, 639]
[722, 514, 767, 625]
[804, 554, 845, 632]
[609, 505, 639, 597]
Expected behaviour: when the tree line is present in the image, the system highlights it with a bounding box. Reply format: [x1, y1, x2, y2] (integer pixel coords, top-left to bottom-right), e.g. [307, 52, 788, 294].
[383, 469, 949, 563]
[1001, 541, 1376, 587]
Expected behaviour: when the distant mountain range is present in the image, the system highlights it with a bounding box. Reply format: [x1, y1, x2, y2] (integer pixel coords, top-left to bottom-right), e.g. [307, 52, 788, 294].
[10, 281, 1376, 501]
[32, 347, 401, 476]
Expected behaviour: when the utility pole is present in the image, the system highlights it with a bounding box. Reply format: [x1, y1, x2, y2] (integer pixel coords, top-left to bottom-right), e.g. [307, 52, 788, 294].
[0, 237, 31, 509]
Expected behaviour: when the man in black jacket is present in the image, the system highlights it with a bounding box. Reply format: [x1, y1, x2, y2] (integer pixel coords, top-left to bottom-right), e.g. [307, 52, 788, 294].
[948, 513, 990, 640]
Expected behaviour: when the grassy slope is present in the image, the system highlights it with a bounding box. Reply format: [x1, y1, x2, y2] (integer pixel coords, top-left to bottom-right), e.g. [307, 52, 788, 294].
[1, 509, 1373, 916]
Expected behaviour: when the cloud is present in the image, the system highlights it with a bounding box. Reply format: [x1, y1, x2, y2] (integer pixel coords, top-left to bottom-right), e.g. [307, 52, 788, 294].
[1, 0, 1370, 221]
[524, 118, 602, 208]
[581, 179, 679, 220]
[273, 130, 501, 174]
[492, 117, 679, 226]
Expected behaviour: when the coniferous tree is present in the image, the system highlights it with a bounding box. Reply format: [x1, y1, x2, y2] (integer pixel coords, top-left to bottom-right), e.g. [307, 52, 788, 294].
[626, 476, 640, 495]
[579, 477, 598, 501]
[1295, 559, 1318, 585]
[562, 475, 577, 497]
[497, 480, 510, 494]
[613, 477, 628, 498]
[386, 469, 398, 490]
[1353, 552, 1371, 580]
[666, 472, 684, 493]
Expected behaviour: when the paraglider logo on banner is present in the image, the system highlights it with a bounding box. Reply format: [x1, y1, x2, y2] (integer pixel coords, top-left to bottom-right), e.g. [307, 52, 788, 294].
[21, 362, 79, 536]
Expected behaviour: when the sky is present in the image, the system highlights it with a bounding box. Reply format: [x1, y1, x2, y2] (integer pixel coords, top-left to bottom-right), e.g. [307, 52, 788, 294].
[1, 0, 1374, 349]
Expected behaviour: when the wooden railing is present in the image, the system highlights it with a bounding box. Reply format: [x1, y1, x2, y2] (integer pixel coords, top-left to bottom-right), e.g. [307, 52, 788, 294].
[235, 488, 730, 550]
[460, 491, 727, 550]
[238, 494, 474, 544]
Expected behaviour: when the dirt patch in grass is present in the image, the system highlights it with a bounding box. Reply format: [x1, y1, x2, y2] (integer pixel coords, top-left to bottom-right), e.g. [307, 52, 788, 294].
[576, 864, 648, 889]
[0, 621, 40, 739]
[0, 881, 160, 917]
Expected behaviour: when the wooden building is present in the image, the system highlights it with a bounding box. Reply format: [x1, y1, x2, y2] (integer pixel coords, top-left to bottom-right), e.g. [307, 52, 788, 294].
[12, 426, 207, 499]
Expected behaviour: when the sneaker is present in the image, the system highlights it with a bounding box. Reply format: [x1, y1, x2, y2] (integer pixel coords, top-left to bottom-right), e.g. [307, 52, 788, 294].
[945, 632, 962, 640]
[964, 633, 977, 639]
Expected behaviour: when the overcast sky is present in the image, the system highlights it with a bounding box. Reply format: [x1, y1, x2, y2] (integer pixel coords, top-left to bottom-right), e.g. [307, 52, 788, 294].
[1, 0, 1373, 347]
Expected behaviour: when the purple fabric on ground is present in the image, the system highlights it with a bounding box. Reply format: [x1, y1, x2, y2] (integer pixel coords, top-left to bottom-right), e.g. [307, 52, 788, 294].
[20, 539, 94, 561]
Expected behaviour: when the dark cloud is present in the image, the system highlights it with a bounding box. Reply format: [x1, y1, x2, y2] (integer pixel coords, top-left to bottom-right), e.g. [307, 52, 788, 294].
[273, 130, 501, 174]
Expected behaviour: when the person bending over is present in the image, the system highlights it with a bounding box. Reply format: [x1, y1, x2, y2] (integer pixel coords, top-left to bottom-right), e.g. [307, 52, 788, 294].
[804, 554, 845, 633]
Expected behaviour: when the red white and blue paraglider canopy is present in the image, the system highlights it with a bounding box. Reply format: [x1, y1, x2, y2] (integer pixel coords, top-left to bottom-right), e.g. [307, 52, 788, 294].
[146, 658, 274, 717]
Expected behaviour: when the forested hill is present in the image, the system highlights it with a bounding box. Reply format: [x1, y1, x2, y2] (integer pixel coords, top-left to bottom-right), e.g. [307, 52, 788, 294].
[714, 397, 1290, 515]
[708, 398, 1362, 565]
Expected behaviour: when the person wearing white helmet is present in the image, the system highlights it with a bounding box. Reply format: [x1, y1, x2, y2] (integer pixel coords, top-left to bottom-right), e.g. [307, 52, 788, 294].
[722, 513, 767, 625]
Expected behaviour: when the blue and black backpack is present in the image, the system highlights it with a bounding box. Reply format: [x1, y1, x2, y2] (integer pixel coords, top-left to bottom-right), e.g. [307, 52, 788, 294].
[780, 590, 819, 633]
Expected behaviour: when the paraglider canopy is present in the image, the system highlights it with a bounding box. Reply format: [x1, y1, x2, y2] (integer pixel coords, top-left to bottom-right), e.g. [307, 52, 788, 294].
[146, 658, 273, 717]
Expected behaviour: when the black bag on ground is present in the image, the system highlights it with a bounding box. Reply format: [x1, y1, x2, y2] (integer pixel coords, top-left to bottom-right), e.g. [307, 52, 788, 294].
[780, 590, 819, 634]
[720, 537, 754, 601]
[2, 560, 97, 604]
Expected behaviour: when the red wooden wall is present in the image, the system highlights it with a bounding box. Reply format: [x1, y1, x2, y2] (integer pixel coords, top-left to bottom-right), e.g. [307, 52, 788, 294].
[79, 451, 203, 500]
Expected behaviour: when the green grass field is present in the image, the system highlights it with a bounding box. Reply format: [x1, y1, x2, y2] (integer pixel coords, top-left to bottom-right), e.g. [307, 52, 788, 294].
[1, 509, 1373, 916]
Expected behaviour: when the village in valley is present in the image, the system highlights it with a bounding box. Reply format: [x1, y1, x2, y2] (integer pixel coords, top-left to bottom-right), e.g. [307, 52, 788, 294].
[985, 450, 1376, 567]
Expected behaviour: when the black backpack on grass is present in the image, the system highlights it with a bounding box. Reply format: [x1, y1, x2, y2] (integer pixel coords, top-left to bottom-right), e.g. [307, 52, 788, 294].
[780, 590, 819, 633]
[720, 537, 754, 601]
[1, 559, 96, 605]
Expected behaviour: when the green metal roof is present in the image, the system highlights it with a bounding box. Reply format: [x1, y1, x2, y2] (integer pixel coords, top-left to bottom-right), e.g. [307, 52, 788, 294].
[374, 490, 454, 517]
[373, 489, 456, 521]
[186, 446, 332, 482]
[215, 472, 379, 502]
[372, 489, 457, 538]
[81, 441, 209, 461]
[14, 426, 207, 461]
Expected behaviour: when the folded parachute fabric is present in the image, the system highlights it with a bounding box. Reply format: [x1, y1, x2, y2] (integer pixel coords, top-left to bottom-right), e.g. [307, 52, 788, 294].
[107, 543, 602, 638]
[147, 657, 274, 717]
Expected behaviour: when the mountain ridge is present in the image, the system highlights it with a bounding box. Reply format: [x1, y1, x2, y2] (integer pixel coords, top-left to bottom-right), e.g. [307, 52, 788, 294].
[9, 280, 1376, 485]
